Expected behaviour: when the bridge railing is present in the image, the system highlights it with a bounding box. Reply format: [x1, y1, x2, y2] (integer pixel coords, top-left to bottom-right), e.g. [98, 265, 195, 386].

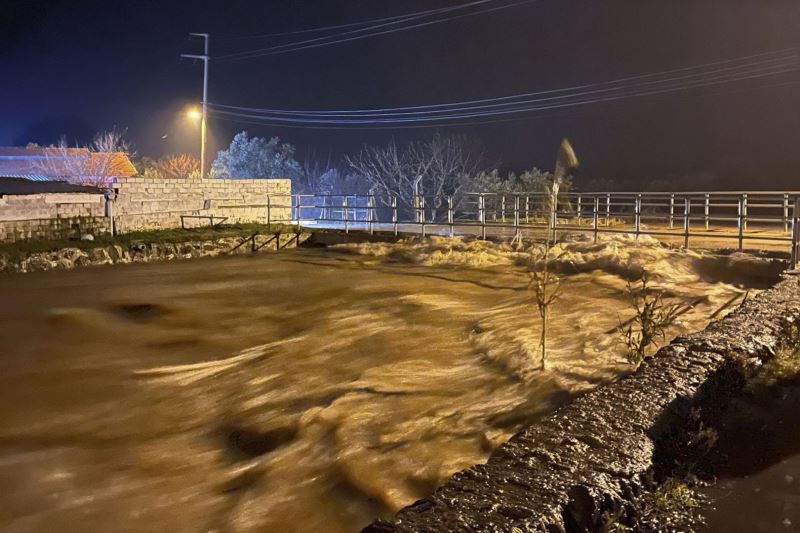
[262, 191, 800, 268]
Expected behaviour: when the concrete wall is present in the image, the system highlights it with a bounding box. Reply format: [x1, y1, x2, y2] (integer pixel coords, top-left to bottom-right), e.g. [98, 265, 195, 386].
[112, 176, 292, 232]
[0, 193, 108, 242]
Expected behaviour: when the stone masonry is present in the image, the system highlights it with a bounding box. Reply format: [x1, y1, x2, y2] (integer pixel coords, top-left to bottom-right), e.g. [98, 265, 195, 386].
[111, 176, 292, 232]
[0, 177, 292, 243]
[0, 193, 107, 242]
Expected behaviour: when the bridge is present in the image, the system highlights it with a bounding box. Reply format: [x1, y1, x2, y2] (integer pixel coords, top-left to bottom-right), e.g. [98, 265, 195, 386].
[262, 190, 800, 266]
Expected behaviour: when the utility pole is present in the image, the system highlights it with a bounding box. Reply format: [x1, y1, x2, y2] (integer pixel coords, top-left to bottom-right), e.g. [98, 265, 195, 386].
[181, 33, 210, 178]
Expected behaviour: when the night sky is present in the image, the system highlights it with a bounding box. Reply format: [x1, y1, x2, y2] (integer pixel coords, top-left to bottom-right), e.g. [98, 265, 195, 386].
[3, 0, 800, 189]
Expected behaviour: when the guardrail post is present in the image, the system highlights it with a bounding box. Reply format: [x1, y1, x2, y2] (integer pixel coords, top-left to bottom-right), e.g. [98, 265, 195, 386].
[525, 195, 530, 223]
[634, 193, 642, 239]
[501, 195, 506, 222]
[576, 194, 582, 226]
[448, 196, 454, 238]
[737, 195, 744, 251]
[669, 193, 674, 229]
[605, 193, 611, 226]
[792, 197, 799, 269]
[343, 196, 349, 234]
[392, 196, 398, 236]
[294, 194, 301, 225]
[368, 194, 375, 235]
[593, 196, 599, 243]
[704, 193, 710, 230]
[684, 197, 691, 248]
[513, 195, 520, 238]
[266, 195, 271, 227]
[550, 190, 558, 242]
[420, 196, 426, 238]
[784, 193, 790, 233]
[479, 194, 486, 240]
[742, 193, 748, 232]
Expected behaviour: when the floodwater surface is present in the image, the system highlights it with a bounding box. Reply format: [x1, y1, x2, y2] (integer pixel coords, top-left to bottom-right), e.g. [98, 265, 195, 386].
[0, 236, 778, 532]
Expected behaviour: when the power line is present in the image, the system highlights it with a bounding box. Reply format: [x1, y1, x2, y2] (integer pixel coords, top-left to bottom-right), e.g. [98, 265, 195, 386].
[208, 78, 800, 131]
[207, 61, 800, 126]
[210, 48, 798, 114]
[216, 0, 495, 41]
[208, 50, 799, 121]
[215, 0, 536, 61]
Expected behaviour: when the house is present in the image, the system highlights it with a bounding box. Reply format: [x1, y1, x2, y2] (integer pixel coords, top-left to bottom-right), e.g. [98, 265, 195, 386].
[0, 176, 108, 243]
[0, 146, 137, 186]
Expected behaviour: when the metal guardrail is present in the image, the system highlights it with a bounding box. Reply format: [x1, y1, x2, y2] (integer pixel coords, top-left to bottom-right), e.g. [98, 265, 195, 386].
[259, 191, 800, 268]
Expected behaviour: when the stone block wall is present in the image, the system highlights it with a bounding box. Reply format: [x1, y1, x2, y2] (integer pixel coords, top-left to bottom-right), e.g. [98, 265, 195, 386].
[112, 176, 292, 232]
[0, 177, 293, 243]
[0, 193, 108, 243]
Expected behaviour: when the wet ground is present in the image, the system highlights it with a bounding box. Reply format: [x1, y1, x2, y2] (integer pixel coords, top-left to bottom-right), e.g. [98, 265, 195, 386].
[0, 236, 779, 532]
[702, 353, 800, 532]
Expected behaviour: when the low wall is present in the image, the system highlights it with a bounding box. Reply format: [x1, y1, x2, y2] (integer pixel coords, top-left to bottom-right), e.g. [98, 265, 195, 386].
[0, 193, 108, 242]
[0, 177, 293, 243]
[366, 274, 800, 532]
[112, 176, 292, 232]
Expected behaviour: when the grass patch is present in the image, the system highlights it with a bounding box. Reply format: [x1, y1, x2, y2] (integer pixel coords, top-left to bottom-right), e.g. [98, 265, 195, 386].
[750, 346, 800, 388]
[0, 223, 304, 258]
[651, 479, 700, 512]
[602, 478, 703, 532]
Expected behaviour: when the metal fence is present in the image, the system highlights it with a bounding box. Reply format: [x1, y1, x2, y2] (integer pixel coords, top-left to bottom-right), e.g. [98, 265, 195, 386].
[262, 191, 800, 267]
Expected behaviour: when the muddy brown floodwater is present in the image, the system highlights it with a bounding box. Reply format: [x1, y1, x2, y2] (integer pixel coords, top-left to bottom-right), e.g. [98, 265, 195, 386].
[0, 236, 780, 532]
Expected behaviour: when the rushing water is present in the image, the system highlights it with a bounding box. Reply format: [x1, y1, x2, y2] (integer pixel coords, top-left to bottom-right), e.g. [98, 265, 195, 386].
[0, 236, 779, 532]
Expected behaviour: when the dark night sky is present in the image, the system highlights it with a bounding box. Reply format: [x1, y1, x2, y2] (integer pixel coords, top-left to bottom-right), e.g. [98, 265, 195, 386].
[2, 0, 800, 188]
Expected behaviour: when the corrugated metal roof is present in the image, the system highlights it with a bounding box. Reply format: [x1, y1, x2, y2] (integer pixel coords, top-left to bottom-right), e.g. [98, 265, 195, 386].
[0, 177, 106, 195]
[0, 174, 53, 182]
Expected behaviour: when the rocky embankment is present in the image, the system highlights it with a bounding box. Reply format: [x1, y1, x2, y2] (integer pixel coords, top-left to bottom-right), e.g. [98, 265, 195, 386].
[0, 233, 310, 274]
[366, 274, 800, 532]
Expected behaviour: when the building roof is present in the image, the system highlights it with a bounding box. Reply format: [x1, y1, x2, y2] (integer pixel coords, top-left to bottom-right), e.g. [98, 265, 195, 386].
[0, 176, 106, 195]
[0, 146, 137, 181]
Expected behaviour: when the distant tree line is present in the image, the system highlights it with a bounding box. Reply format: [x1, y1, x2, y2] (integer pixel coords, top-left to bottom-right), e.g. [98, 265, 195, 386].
[206, 130, 574, 214]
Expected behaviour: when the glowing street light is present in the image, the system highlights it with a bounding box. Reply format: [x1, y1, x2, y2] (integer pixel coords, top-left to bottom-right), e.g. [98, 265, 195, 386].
[186, 107, 202, 122]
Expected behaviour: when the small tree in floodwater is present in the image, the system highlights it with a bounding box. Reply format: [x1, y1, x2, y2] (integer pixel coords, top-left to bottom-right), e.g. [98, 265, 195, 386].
[619, 271, 682, 367]
[528, 139, 578, 370]
[528, 242, 562, 370]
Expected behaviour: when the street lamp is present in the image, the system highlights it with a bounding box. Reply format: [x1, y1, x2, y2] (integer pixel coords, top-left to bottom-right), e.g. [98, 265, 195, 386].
[186, 107, 202, 122]
[181, 32, 210, 179]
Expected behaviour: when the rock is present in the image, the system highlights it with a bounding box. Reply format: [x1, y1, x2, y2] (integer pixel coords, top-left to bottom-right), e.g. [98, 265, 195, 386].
[80, 233, 94, 241]
[0, 231, 310, 274]
[108, 245, 125, 261]
[88, 248, 112, 264]
[21, 256, 56, 272]
[54, 257, 74, 270]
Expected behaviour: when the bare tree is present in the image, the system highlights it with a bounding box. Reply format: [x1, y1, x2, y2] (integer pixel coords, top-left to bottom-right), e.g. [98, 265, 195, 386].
[36, 128, 133, 187]
[528, 242, 563, 370]
[346, 134, 486, 216]
[618, 271, 682, 367]
[143, 154, 200, 179]
[527, 139, 579, 370]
